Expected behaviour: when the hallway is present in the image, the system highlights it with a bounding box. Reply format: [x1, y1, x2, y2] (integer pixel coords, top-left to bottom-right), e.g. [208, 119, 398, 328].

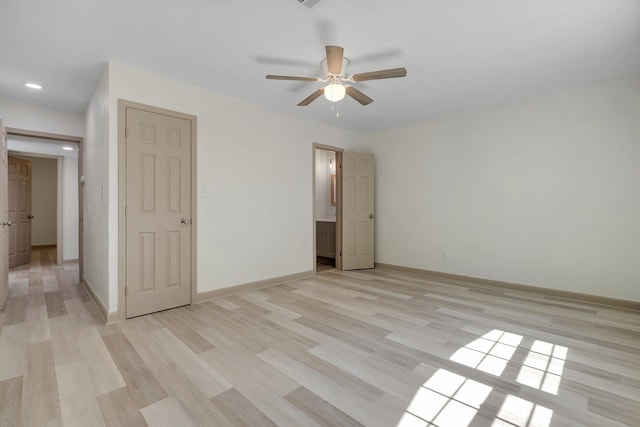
[0, 247, 104, 425]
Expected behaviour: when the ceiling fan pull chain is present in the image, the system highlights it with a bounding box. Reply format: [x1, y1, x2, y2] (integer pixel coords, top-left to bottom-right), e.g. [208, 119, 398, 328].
[330, 99, 340, 118]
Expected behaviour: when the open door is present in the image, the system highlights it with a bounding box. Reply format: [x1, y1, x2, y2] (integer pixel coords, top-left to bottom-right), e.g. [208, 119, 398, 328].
[0, 120, 8, 309]
[341, 152, 374, 270]
[8, 156, 32, 267]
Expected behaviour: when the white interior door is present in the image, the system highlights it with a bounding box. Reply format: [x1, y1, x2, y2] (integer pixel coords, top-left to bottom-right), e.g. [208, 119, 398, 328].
[0, 120, 8, 309]
[341, 152, 374, 270]
[125, 107, 192, 318]
[8, 156, 32, 268]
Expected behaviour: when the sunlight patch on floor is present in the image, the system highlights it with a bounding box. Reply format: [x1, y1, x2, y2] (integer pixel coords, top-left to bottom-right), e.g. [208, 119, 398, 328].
[398, 369, 492, 427]
[516, 340, 567, 395]
[398, 330, 567, 426]
[492, 395, 553, 427]
[449, 329, 522, 376]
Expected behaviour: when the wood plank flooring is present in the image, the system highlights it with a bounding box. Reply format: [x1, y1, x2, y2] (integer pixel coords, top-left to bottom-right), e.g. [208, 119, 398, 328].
[1, 247, 639, 426]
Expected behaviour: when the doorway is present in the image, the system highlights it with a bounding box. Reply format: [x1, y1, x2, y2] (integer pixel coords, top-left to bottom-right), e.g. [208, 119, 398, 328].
[4, 129, 82, 269]
[313, 148, 376, 273]
[313, 144, 343, 272]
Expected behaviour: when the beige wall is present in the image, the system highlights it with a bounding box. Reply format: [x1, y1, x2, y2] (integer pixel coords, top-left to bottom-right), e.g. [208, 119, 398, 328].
[61, 156, 79, 260]
[84, 69, 111, 308]
[84, 62, 364, 313]
[8, 67, 639, 311]
[0, 97, 84, 136]
[365, 71, 640, 302]
[23, 156, 57, 246]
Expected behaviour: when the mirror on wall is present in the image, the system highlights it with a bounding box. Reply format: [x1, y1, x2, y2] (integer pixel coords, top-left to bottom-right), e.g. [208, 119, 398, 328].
[315, 148, 337, 219]
[331, 174, 336, 206]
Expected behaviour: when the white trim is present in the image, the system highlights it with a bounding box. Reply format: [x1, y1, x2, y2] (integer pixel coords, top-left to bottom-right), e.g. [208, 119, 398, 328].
[56, 157, 62, 265]
[82, 277, 120, 325]
[375, 263, 640, 312]
[194, 270, 314, 303]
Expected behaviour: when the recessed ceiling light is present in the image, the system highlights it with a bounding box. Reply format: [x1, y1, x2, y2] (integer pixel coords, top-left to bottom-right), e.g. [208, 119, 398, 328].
[24, 82, 43, 90]
[62, 146, 73, 151]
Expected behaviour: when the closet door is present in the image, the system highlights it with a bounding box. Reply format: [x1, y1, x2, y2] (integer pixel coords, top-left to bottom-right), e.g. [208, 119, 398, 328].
[0, 120, 8, 308]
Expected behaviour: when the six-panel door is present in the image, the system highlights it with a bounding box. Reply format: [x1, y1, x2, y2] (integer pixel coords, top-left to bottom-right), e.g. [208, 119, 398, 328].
[8, 156, 32, 268]
[342, 152, 374, 270]
[125, 107, 192, 318]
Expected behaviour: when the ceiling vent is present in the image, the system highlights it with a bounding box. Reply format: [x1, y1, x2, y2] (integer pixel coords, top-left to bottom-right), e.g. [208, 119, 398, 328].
[297, 0, 321, 8]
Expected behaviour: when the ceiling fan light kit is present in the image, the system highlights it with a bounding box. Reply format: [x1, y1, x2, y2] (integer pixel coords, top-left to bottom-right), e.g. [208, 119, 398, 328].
[324, 82, 346, 102]
[266, 45, 407, 107]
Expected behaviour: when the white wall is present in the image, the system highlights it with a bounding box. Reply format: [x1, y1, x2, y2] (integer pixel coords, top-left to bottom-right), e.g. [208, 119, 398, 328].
[100, 62, 362, 312]
[24, 156, 57, 245]
[84, 69, 111, 308]
[7, 137, 79, 261]
[365, 72, 640, 302]
[62, 156, 79, 260]
[0, 97, 84, 136]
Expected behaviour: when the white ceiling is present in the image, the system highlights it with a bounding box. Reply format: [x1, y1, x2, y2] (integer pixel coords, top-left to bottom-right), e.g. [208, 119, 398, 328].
[1, 0, 639, 132]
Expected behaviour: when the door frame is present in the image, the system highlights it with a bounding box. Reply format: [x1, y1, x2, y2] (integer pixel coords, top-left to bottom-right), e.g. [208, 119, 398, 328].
[117, 100, 197, 321]
[5, 128, 83, 271]
[312, 143, 343, 272]
[1, 120, 7, 310]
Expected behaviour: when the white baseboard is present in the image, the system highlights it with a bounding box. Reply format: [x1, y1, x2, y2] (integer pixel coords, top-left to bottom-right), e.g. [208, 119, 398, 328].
[194, 270, 314, 303]
[375, 263, 640, 312]
[81, 277, 119, 324]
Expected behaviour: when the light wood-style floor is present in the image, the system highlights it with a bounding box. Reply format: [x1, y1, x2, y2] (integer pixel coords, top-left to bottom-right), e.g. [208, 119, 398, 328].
[316, 256, 336, 273]
[1, 248, 639, 427]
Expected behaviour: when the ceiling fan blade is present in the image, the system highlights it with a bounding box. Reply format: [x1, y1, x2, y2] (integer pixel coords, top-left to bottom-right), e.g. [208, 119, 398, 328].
[345, 86, 374, 105]
[266, 75, 320, 82]
[255, 56, 317, 67]
[351, 67, 407, 82]
[298, 89, 325, 106]
[289, 80, 316, 93]
[326, 45, 344, 74]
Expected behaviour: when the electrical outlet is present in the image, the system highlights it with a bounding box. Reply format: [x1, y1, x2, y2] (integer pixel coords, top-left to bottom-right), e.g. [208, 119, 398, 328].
[203, 190, 213, 199]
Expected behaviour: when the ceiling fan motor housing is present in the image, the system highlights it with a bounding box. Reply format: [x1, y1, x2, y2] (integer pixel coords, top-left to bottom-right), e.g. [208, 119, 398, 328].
[296, 0, 322, 8]
[322, 58, 350, 80]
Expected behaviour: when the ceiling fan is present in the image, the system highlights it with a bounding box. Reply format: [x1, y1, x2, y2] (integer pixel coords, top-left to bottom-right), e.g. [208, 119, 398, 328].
[266, 45, 407, 106]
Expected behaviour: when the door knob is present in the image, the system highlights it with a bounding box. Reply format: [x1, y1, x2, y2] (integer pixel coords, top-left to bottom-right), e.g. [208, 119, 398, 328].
[28, 215, 34, 219]
[181, 219, 192, 225]
[2, 221, 12, 227]
[369, 214, 374, 219]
